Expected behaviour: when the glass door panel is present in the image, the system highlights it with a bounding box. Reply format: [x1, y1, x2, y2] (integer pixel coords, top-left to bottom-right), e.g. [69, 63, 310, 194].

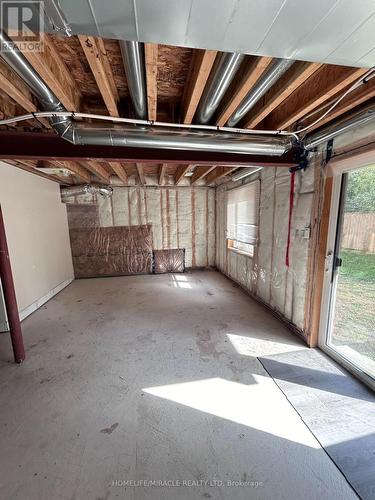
[327, 165, 375, 379]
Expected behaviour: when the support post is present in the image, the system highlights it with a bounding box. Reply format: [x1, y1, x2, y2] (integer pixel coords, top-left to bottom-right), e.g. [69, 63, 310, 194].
[0, 205, 25, 363]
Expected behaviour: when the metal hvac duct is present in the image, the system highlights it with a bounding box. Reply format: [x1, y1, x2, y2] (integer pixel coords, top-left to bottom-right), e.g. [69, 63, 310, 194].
[195, 52, 245, 124]
[226, 58, 294, 127]
[304, 107, 375, 150]
[231, 167, 263, 181]
[0, 30, 293, 156]
[119, 40, 148, 120]
[67, 125, 290, 155]
[61, 184, 113, 198]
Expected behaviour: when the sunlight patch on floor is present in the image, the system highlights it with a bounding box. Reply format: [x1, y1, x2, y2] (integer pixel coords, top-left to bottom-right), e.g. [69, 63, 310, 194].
[143, 377, 319, 448]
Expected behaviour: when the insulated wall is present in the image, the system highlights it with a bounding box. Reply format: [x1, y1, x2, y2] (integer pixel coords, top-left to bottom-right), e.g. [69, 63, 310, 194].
[216, 166, 315, 333]
[0, 161, 74, 326]
[65, 186, 215, 272]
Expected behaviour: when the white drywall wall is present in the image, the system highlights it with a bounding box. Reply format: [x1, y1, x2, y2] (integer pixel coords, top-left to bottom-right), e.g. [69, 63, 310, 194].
[0, 162, 74, 321]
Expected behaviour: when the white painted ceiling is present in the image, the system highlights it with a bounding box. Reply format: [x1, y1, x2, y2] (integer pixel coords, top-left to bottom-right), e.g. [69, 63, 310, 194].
[7, 0, 375, 67]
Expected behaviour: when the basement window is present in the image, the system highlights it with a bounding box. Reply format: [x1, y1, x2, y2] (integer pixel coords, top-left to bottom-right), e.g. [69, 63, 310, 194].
[227, 180, 260, 258]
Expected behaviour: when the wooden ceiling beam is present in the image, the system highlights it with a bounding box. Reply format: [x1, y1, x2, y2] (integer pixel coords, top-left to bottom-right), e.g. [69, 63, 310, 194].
[6, 159, 70, 184]
[175, 165, 191, 184]
[136, 163, 146, 185]
[0, 58, 35, 111]
[109, 161, 128, 184]
[158, 164, 166, 185]
[79, 160, 111, 183]
[244, 62, 322, 129]
[206, 166, 237, 184]
[78, 35, 119, 117]
[0, 89, 19, 119]
[191, 165, 215, 184]
[47, 160, 92, 183]
[181, 49, 217, 124]
[10, 33, 80, 111]
[215, 56, 273, 126]
[302, 79, 375, 133]
[145, 43, 158, 121]
[266, 65, 368, 130]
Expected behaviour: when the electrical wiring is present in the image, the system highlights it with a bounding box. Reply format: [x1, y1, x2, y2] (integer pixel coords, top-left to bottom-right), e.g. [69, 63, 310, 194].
[0, 66, 373, 143]
[294, 66, 375, 137]
[0, 111, 299, 139]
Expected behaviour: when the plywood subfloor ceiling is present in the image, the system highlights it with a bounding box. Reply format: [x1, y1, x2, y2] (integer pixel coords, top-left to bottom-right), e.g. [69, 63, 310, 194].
[0, 32, 374, 186]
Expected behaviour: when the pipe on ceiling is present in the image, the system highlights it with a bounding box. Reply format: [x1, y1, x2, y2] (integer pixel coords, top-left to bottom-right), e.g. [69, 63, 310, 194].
[0, 30, 293, 157]
[119, 40, 148, 120]
[68, 125, 290, 155]
[61, 184, 113, 198]
[195, 52, 245, 124]
[226, 58, 294, 127]
[304, 107, 375, 150]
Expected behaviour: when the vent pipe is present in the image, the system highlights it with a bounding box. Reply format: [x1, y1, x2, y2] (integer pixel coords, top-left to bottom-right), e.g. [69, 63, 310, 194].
[119, 41, 148, 120]
[0, 30, 294, 156]
[231, 167, 263, 181]
[226, 58, 294, 127]
[195, 52, 245, 124]
[61, 184, 113, 199]
[304, 107, 375, 150]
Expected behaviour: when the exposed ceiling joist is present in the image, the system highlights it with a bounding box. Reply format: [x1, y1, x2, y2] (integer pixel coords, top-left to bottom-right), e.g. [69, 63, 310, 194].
[302, 81, 375, 133]
[78, 35, 119, 117]
[0, 90, 19, 119]
[79, 160, 111, 183]
[244, 61, 322, 129]
[175, 165, 191, 184]
[266, 66, 369, 130]
[0, 59, 49, 128]
[181, 49, 217, 124]
[54, 160, 92, 183]
[109, 161, 128, 184]
[145, 43, 158, 121]
[216, 56, 273, 126]
[191, 165, 215, 184]
[10, 33, 80, 111]
[158, 164, 166, 185]
[136, 163, 146, 185]
[7, 159, 71, 184]
[206, 166, 238, 184]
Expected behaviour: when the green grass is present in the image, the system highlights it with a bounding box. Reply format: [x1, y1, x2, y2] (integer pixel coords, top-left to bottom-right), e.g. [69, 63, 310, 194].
[340, 249, 375, 282]
[332, 249, 375, 361]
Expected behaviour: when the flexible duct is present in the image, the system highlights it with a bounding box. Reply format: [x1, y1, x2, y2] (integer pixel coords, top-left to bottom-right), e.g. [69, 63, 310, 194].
[0, 30, 293, 156]
[304, 107, 375, 150]
[119, 40, 148, 120]
[61, 184, 113, 199]
[195, 52, 245, 124]
[226, 58, 294, 127]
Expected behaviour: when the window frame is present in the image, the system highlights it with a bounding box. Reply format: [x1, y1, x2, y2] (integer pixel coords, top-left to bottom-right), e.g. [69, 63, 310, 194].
[226, 179, 260, 259]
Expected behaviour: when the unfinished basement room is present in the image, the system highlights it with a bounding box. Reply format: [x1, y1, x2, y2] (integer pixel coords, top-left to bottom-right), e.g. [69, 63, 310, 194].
[0, 1, 374, 499]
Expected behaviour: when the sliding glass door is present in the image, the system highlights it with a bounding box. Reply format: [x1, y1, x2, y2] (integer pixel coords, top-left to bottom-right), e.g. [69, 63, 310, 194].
[320, 164, 375, 388]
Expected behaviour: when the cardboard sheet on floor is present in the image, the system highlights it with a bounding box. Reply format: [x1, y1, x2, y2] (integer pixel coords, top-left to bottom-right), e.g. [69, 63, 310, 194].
[259, 348, 375, 500]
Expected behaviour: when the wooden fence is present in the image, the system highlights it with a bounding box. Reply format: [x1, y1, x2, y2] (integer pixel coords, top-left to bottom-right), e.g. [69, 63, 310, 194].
[342, 212, 375, 253]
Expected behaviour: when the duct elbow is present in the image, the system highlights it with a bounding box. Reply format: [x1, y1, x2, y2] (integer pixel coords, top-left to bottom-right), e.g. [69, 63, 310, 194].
[61, 184, 113, 200]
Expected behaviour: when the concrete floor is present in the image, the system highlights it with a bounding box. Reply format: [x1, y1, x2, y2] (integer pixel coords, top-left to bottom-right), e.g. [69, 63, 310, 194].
[0, 271, 358, 500]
